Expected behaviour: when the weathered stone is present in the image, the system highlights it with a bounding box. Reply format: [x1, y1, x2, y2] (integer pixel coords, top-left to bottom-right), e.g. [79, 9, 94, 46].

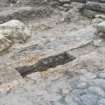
[0, 20, 31, 43]
[80, 1, 105, 18]
[65, 95, 79, 105]
[85, 2, 105, 13]
[0, 35, 12, 52]
[76, 82, 88, 89]
[64, 3, 83, 22]
[98, 98, 105, 105]
[88, 86, 105, 97]
[0, 2, 105, 105]
[0, 64, 24, 94]
[0, 65, 22, 84]
[80, 74, 96, 82]
[81, 9, 96, 18]
[71, 0, 86, 3]
[92, 18, 104, 26]
[80, 94, 98, 105]
[93, 39, 103, 47]
[95, 14, 105, 19]
[90, 79, 105, 89]
[97, 32, 105, 39]
[98, 72, 105, 79]
[96, 21, 105, 33]
[71, 51, 105, 73]
[88, 0, 105, 3]
[95, 21, 105, 39]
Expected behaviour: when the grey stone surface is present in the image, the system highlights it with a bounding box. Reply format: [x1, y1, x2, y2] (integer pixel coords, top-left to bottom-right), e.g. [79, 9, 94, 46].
[1, 63, 105, 105]
[98, 98, 105, 105]
[80, 94, 98, 105]
[0, 1, 105, 105]
[85, 1, 105, 13]
[0, 5, 54, 24]
[87, 86, 105, 97]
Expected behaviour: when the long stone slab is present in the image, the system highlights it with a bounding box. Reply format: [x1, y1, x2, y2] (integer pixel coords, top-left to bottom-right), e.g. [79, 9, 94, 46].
[85, 1, 105, 13]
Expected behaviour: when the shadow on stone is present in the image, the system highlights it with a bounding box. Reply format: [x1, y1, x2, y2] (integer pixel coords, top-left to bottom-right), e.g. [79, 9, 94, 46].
[16, 52, 76, 77]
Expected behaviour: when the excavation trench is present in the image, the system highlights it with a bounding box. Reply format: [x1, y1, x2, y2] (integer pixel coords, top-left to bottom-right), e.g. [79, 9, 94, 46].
[16, 52, 76, 77]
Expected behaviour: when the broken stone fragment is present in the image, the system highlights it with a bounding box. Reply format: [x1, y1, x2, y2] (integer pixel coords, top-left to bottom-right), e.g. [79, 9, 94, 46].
[95, 21, 105, 38]
[85, 2, 105, 13]
[0, 64, 24, 93]
[96, 21, 105, 33]
[97, 32, 105, 39]
[92, 18, 104, 28]
[81, 9, 96, 18]
[0, 65, 23, 85]
[80, 1, 105, 18]
[0, 35, 12, 52]
[0, 20, 31, 43]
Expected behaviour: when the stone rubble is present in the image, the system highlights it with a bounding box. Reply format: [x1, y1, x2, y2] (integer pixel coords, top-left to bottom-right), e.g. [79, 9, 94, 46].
[0, 35, 12, 52]
[0, 19, 31, 52]
[1, 62, 105, 105]
[0, 0, 105, 105]
[80, 0, 105, 18]
[96, 21, 105, 38]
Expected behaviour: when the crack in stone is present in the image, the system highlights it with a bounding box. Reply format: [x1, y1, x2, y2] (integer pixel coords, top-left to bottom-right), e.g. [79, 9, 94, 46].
[16, 52, 76, 77]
